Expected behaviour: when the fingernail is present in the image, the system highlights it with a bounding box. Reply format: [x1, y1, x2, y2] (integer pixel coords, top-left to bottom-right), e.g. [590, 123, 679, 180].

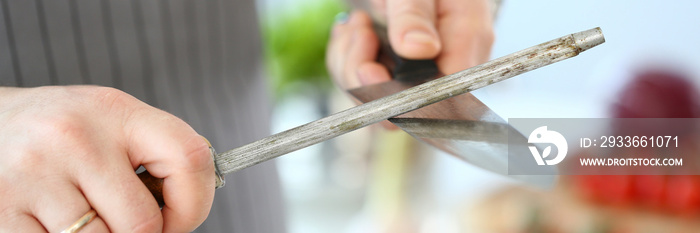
[403, 30, 437, 46]
[200, 135, 213, 147]
[334, 12, 349, 24]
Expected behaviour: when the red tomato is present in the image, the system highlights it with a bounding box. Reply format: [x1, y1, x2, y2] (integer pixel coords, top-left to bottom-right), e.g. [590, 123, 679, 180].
[664, 175, 700, 216]
[573, 174, 606, 203]
[632, 175, 666, 208]
[600, 175, 634, 205]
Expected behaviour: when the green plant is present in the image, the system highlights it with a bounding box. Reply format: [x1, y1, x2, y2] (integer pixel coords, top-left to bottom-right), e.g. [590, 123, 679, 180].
[262, 0, 346, 99]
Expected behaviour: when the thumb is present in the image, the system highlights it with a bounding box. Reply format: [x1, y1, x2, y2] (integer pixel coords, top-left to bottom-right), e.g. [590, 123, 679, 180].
[124, 107, 216, 232]
[386, 0, 441, 59]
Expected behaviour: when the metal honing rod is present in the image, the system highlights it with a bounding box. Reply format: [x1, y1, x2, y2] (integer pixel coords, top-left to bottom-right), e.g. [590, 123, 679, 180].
[217, 27, 605, 174]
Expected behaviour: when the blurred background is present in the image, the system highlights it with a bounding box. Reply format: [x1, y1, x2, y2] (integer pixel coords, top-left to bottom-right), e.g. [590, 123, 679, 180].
[258, 0, 700, 232]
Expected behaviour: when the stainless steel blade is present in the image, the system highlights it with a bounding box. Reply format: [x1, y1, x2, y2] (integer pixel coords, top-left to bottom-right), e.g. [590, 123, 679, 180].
[345, 26, 605, 188]
[349, 80, 555, 187]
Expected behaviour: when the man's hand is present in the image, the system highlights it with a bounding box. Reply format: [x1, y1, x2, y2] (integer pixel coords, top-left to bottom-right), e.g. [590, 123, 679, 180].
[327, 0, 495, 90]
[0, 86, 215, 232]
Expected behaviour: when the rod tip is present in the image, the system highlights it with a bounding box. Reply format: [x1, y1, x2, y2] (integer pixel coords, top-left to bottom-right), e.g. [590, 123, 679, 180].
[572, 27, 605, 52]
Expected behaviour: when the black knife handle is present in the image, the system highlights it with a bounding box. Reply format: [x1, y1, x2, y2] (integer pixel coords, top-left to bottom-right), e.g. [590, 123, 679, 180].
[372, 23, 441, 84]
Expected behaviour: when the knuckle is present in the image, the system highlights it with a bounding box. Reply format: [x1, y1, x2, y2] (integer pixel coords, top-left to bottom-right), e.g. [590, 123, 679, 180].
[44, 116, 86, 139]
[30, 116, 96, 154]
[20, 112, 84, 144]
[22, 114, 103, 167]
[89, 87, 139, 115]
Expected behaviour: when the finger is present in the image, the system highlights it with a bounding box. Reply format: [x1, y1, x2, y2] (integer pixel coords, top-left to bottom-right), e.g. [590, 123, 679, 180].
[327, 12, 357, 88]
[342, 12, 384, 89]
[0, 213, 46, 232]
[435, 0, 494, 74]
[386, 0, 441, 59]
[123, 108, 215, 232]
[30, 179, 109, 232]
[328, 11, 378, 89]
[356, 62, 391, 87]
[77, 148, 163, 232]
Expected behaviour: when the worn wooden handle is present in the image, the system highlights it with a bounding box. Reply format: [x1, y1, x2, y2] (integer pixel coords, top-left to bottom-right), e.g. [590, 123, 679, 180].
[137, 170, 165, 207]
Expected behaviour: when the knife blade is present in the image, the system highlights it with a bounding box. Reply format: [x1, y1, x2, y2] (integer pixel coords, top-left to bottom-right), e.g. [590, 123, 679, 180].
[139, 27, 605, 205]
[346, 23, 573, 187]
